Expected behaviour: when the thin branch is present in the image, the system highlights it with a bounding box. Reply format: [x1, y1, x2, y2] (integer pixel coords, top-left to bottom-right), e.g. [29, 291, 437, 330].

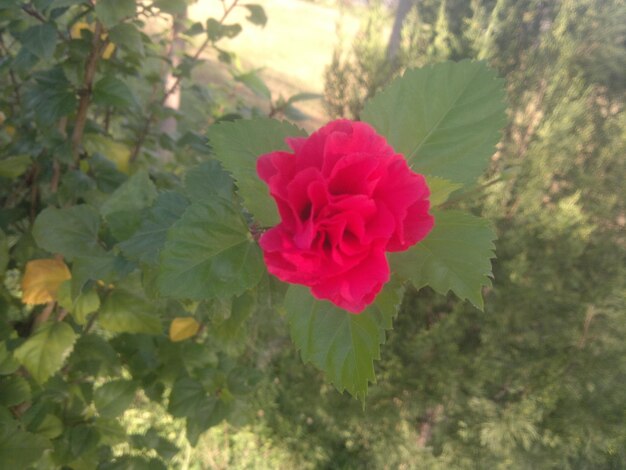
[71, 21, 105, 165]
[33, 301, 56, 329]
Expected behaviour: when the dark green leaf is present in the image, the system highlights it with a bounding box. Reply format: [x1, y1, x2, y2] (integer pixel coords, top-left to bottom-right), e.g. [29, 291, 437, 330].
[95, 0, 136, 28]
[14, 321, 77, 384]
[287, 92, 323, 104]
[94, 379, 137, 418]
[0, 230, 8, 275]
[69, 334, 120, 377]
[285, 283, 401, 400]
[33, 205, 104, 261]
[99, 290, 162, 334]
[0, 375, 31, 407]
[0, 420, 51, 468]
[206, 18, 242, 41]
[184, 160, 234, 205]
[158, 201, 264, 300]
[154, 0, 187, 15]
[108, 23, 144, 56]
[119, 191, 189, 265]
[208, 118, 306, 226]
[242, 4, 267, 26]
[21, 24, 57, 60]
[93, 74, 137, 109]
[389, 210, 496, 309]
[361, 60, 506, 185]
[168, 377, 211, 418]
[24, 67, 76, 126]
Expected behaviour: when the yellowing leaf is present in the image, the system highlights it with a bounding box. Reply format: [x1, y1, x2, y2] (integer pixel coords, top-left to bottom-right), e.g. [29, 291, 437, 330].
[102, 42, 116, 59]
[22, 259, 71, 305]
[70, 21, 95, 40]
[169, 317, 200, 342]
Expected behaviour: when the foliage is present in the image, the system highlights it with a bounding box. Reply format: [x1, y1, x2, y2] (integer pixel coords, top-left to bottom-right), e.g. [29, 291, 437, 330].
[0, 1, 507, 468]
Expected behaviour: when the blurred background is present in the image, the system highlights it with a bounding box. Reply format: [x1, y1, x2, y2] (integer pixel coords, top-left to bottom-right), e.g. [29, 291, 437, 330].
[144, 0, 626, 467]
[1, 0, 625, 468]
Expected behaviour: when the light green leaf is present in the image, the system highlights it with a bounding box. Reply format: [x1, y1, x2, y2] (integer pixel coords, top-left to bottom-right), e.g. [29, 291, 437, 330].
[285, 283, 401, 400]
[0, 343, 19, 375]
[95, 0, 136, 28]
[119, 191, 188, 265]
[0, 420, 51, 468]
[99, 290, 162, 334]
[94, 379, 137, 418]
[14, 321, 77, 384]
[158, 201, 264, 300]
[93, 74, 137, 109]
[0, 156, 31, 179]
[32, 414, 63, 439]
[208, 118, 306, 226]
[57, 281, 100, 325]
[243, 4, 267, 27]
[21, 24, 57, 60]
[426, 176, 463, 206]
[361, 60, 506, 185]
[390, 210, 496, 309]
[0, 375, 31, 407]
[33, 205, 104, 260]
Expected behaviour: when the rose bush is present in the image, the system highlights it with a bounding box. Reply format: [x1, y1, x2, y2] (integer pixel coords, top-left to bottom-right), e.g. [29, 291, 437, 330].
[257, 119, 434, 313]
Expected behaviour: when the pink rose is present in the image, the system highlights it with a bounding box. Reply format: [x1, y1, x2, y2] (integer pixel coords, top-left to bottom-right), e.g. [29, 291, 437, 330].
[257, 119, 434, 313]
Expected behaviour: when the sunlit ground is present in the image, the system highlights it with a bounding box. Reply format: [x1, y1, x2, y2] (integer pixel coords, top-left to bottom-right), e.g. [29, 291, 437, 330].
[185, 0, 362, 129]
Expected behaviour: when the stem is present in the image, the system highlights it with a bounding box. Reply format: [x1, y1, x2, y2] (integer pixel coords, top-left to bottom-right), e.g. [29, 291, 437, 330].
[71, 21, 105, 165]
[34, 302, 56, 329]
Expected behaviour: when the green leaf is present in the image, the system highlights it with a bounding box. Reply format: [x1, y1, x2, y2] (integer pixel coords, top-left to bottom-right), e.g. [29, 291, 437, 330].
[32, 414, 63, 439]
[21, 24, 57, 60]
[0, 343, 19, 375]
[95, 0, 136, 28]
[57, 281, 100, 325]
[100, 170, 157, 240]
[285, 284, 401, 400]
[0, 375, 31, 407]
[287, 92, 322, 104]
[206, 19, 242, 41]
[168, 377, 211, 418]
[24, 67, 76, 126]
[243, 4, 267, 26]
[208, 118, 306, 226]
[0, 155, 31, 179]
[33, 205, 104, 260]
[0, 420, 51, 468]
[361, 60, 506, 185]
[184, 160, 234, 205]
[69, 334, 120, 377]
[99, 290, 162, 334]
[14, 321, 77, 384]
[158, 201, 264, 300]
[119, 191, 188, 265]
[94, 379, 137, 418]
[426, 176, 463, 206]
[108, 23, 144, 56]
[389, 210, 496, 309]
[71, 252, 132, 299]
[93, 74, 137, 109]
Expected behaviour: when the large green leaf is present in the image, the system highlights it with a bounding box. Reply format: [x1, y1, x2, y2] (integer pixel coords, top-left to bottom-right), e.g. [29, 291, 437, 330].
[361, 60, 506, 185]
[94, 379, 137, 418]
[285, 283, 401, 400]
[168, 377, 211, 418]
[99, 290, 162, 334]
[14, 321, 77, 384]
[119, 191, 188, 265]
[33, 205, 104, 260]
[158, 200, 264, 300]
[0, 375, 31, 407]
[208, 118, 306, 226]
[93, 74, 137, 109]
[390, 210, 496, 309]
[184, 160, 234, 205]
[0, 420, 51, 468]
